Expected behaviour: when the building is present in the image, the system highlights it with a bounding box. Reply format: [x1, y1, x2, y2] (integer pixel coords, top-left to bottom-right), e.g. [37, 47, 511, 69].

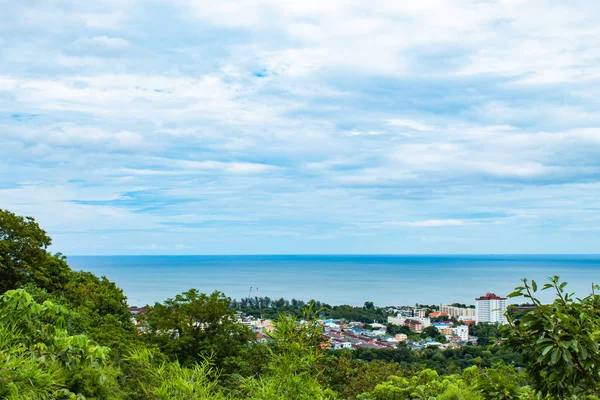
[453, 325, 469, 341]
[414, 308, 428, 318]
[387, 315, 406, 326]
[439, 305, 476, 319]
[434, 324, 454, 336]
[332, 341, 353, 350]
[127, 307, 146, 326]
[388, 314, 431, 332]
[429, 311, 449, 319]
[475, 292, 507, 324]
[405, 318, 425, 333]
[394, 333, 408, 342]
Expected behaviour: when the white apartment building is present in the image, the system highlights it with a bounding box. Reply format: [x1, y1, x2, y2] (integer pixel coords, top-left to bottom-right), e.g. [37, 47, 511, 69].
[475, 293, 507, 324]
[453, 325, 469, 341]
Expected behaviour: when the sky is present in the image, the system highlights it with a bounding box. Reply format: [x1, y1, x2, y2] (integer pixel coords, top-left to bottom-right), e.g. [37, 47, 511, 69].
[1, 0, 599, 255]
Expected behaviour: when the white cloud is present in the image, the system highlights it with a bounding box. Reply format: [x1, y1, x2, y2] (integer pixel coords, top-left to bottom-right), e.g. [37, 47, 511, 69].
[384, 220, 467, 228]
[345, 130, 383, 136]
[76, 36, 130, 48]
[386, 119, 433, 131]
[162, 159, 278, 174]
[177, 0, 600, 84]
[1, 0, 599, 253]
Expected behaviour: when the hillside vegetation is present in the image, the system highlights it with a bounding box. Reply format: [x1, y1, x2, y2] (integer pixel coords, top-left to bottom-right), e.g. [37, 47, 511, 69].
[2, 208, 600, 399]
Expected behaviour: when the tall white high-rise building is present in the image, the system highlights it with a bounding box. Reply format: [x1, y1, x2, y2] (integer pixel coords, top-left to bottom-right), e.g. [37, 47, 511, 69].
[475, 293, 507, 324]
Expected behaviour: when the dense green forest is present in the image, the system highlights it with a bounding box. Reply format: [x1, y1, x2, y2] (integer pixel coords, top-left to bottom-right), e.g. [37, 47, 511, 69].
[2, 208, 600, 399]
[232, 297, 390, 323]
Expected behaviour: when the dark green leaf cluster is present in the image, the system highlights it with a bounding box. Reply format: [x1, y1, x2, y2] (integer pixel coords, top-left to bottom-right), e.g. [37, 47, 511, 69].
[502, 276, 600, 399]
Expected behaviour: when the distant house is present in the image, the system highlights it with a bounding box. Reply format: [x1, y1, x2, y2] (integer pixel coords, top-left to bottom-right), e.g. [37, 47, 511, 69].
[429, 311, 449, 319]
[127, 307, 146, 326]
[333, 341, 353, 350]
[405, 319, 424, 333]
[256, 332, 268, 343]
[394, 333, 408, 342]
[388, 315, 406, 326]
[351, 326, 367, 335]
[127, 307, 146, 315]
[324, 322, 341, 330]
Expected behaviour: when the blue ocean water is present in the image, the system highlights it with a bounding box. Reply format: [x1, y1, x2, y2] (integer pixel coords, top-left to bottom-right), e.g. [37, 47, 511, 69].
[67, 255, 600, 307]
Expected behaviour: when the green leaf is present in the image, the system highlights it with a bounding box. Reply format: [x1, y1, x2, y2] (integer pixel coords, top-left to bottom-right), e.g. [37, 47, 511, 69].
[541, 345, 554, 357]
[580, 344, 588, 360]
[550, 349, 560, 365]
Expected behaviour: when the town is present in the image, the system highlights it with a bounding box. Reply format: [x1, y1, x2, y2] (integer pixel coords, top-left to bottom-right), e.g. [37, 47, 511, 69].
[128, 291, 509, 351]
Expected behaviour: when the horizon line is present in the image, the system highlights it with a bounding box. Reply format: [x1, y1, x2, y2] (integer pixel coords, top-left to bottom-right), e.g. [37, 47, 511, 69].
[66, 253, 600, 257]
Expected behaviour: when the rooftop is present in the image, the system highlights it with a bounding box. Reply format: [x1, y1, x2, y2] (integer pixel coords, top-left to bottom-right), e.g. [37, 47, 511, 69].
[475, 292, 506, 301]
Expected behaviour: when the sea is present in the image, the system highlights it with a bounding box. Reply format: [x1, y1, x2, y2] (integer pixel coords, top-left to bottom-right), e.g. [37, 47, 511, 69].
[68, 255, 600, 308]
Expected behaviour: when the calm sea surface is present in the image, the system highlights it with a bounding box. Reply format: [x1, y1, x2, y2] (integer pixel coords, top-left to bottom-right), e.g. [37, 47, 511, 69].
[68, 255, 600, 307]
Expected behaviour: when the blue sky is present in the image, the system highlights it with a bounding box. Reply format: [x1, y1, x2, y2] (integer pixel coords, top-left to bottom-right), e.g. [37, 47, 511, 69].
[1, 0, 599, 254]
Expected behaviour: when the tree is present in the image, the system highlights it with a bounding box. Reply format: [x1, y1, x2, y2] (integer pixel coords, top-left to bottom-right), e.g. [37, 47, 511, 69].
[387, 324, 414, 337]
[0, 208, 70, 293]
[124, 348, 226, 400]
[464, 363, 529, 400]
[0, 288, 115, 399]
[141, 289, 255, 372]
[302, 299, 326, 321]
[469, 323, 500, 347]
[421, 326, 444, 342]
[242, 313, 335, 400]
[319, 355, 403, 399]
[357, 369, 481, 400]
[502, 276, 600, 399]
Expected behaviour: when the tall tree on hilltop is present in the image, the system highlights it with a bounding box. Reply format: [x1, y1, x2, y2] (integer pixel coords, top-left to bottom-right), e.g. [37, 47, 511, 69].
[0, 208, 70, 293]
[141, 289, 255, 373]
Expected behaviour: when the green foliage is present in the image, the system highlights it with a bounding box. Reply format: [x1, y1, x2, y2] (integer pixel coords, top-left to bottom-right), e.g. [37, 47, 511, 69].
[241, 313, 335, 400]
[125, 348, 226, 399]
[0, 324, 65, 399]
[348, 344, 522, 375]
[325, 303, 389, 323]
[65, 271, 131, 326]
[358, 363, 531, 400]
[63, 271, 137, 359]
[420, 326, 445, 342]
[0, 208, 70, 293]
[464, 363, 528, 400]
[235, 296, 391, 323]
[6, 209, 600, 400]
[319, 354, 403, 399]
[0, 288, 114, 399]
[502, 276, 600, 399]
[141, 289, 255, 373]
[469, 323, 501, 347]
[386, 324, 411, 336]
[358, 369, 481, 400]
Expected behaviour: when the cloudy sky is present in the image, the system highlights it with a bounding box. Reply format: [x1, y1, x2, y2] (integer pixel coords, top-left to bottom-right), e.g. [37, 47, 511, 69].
[1, 0, 599, 254]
